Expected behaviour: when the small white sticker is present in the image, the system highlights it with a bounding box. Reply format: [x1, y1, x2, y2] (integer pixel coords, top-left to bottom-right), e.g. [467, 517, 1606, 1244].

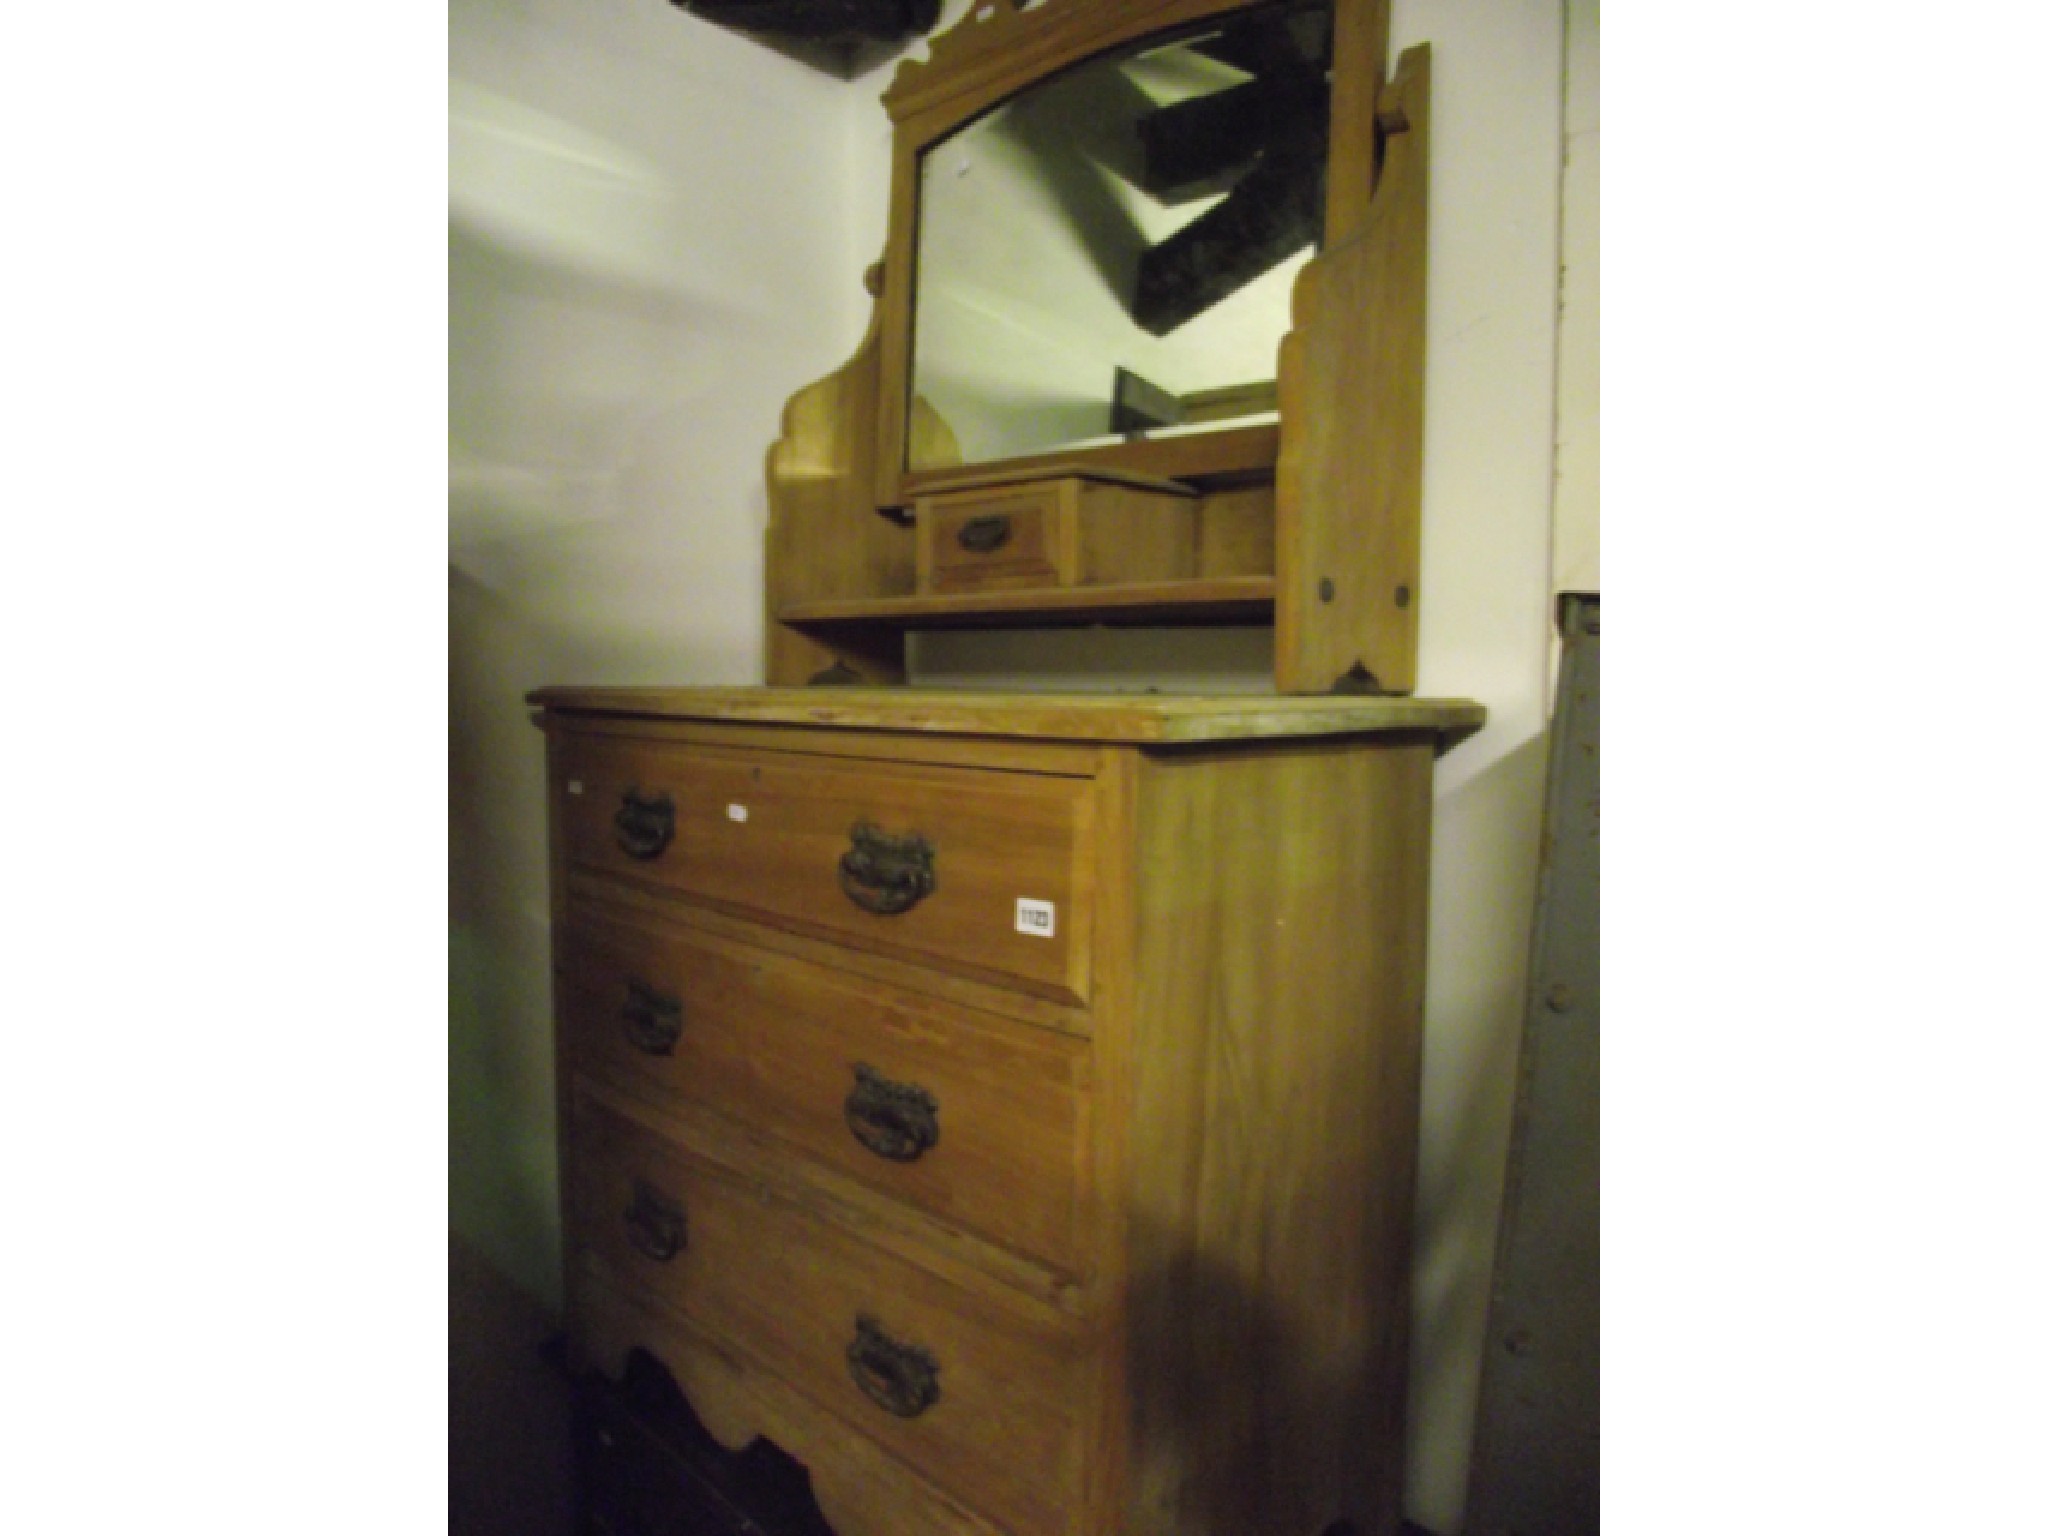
[1016, 898, 1056, 938]
[567, 779, 584, 796]
[727, 803, 749, 822]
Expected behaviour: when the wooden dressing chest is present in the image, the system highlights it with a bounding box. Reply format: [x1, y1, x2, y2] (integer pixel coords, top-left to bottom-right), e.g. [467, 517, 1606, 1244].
[532, 687, 1483, 1536]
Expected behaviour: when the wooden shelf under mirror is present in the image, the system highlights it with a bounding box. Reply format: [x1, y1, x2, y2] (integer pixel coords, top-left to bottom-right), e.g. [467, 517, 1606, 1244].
[765, 0, 1430, 696]
[779, 575, 1276, 629]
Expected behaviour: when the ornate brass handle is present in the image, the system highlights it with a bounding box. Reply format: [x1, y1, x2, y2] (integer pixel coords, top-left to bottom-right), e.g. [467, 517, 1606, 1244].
[846, 1314, 941, 1418]
[837, 821, 936, 915]
[623, 1178, 687, 1261]
[620, 978, 683, 1056]
[613, 787, 675, 860]
[956, 514, 1013, 554]
[844, 1064, 940, 1163]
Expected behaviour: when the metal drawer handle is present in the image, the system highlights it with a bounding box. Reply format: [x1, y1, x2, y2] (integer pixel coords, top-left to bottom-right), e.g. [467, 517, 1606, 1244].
[845, 1064, 940, 1163]
[623, 1178, 687, 1262]
[837, 821, 936, 916]
[620, 978, 683, 1056]
[955, 514, 1013, 554]
[613, 787, 675, 860]
[846, 1314, 941, 1419]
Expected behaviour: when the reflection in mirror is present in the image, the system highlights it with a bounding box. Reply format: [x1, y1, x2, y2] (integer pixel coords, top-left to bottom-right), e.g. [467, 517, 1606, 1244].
[909, 0, 1332, 473]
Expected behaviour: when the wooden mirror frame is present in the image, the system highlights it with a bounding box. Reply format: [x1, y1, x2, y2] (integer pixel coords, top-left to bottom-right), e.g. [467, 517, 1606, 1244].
[875, 0, 1329, 505]
[765, 0, 1428, 695]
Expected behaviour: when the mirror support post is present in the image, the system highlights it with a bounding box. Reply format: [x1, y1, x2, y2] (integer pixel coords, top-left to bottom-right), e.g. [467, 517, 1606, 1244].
[1274, 42, 1429, 696]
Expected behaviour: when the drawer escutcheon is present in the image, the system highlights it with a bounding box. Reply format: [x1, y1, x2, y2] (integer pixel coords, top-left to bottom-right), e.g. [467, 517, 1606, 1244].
[619, 977, 684, 1056]
[843, 1063, 940, 1163]
[846, 1314, 941, 1419]
[623, 1177, 688, 1262]
[955, 514, 1013, 553]
[837, 821, 937, 916]
[613, 787, 676, 861]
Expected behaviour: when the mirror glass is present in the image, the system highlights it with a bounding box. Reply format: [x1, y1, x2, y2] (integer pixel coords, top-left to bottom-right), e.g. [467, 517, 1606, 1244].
[908, 0, 1332, 473]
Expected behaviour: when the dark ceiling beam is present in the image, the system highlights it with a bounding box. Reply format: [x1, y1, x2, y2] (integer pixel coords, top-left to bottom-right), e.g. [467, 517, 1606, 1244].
[1187, 5, 1329, 79]
[674, 0, 939, 43]
[1130, 139, 1324, 336]
[1135, 74, 1328, 203]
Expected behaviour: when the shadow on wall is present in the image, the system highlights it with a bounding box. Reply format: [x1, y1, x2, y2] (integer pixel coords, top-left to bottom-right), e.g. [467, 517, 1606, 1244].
[450, 569, 563, 1309]
[450, 74, 740, 555]
[447, 67, 827, 1301]
[1406, 727, 1551, 1531]
[449, 208, 750, 561]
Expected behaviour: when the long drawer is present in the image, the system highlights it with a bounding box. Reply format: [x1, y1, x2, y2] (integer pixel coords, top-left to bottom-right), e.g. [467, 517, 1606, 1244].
[575, 1269, 1014, 1536]
[570, 1092, 1089, 1536]
[551, 732, 1096, 1003]
[560, 897, 1093, 1279]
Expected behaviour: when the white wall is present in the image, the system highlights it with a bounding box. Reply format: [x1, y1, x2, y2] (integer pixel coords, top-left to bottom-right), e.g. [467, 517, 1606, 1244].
[1391, 2, 1565, 1527]
[1553, 0, 1599, 596]
[449, 4, 1579, 1532]
[449, 0, 874, 1303]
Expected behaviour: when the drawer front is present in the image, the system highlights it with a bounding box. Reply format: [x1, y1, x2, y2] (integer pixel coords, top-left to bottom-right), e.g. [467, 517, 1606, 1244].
[555, 734, 1095, 1002]
[571, 1094, 1088, 1536]
[576, 1270, 1015, 1536]
[920, 487, 1064, 594]
[562, 899, 1093, 1276]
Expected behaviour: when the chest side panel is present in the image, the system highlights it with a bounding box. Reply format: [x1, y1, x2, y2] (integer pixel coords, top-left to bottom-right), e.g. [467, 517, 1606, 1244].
[1118, 735, 1438, 1536]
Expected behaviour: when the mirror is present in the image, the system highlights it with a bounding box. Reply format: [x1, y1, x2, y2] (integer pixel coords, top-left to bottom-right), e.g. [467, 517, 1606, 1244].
[907, 0, 1332, 474]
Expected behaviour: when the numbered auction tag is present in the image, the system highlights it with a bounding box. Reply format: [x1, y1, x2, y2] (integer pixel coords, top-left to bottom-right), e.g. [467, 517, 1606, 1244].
[1015, 898, 1056, 938]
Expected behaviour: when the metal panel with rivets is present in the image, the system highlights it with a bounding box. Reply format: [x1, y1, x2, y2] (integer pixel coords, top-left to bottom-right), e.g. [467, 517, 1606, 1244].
[1463, 592, 1600, 1535]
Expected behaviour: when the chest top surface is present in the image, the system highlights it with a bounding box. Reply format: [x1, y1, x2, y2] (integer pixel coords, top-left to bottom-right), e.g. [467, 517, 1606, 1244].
[528, 684, 1483, 748]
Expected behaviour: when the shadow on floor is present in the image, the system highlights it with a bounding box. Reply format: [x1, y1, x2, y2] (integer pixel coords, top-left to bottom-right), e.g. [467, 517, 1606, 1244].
[449, 1229, 1447, 1536]
[451, 1233, 579, 1536]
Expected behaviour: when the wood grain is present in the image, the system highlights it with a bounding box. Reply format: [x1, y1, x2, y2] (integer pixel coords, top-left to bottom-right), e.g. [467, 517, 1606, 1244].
[875, 2, 1317, 503]
[551, 729, 1099, 1004]
[882, 0, 1270, 128]
[918, 483, 1067, 594]
[1274, 44, 1430, 694]
[765, 265, 913, 685]
[916, 476, 1201, 596]
[1323, 0, 1393, 247]
[576, 1270, 1015, 1536]
[899, 426, 1281, 505]
[762, 0, 1425, 685]
[572, 1090, 1092, 1536]
[781, 577, 1273, 628]
[535, 698, 1472, 1536]
[1194, 483, 1278, 578]
[578, 1069, 1091, 1315]
[1072, 480, 1201, 588]
[531, 685, 1484, 747]
[1074, 746, 1143, 1535]
[567, 869, 1096, 1042]
[548, 710, 1104, 778]
[560, 894, 1094, 1276]
[1114, 734, 1438, 1535]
